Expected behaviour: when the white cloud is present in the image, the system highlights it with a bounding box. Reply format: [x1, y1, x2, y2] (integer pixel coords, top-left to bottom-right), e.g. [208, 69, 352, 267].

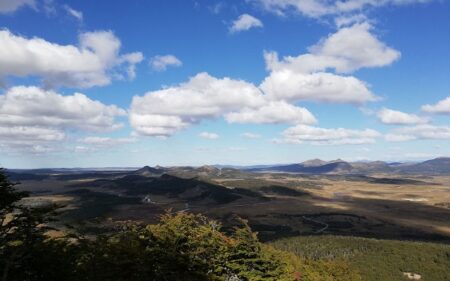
[385, 124, 450, 142]
[225, 101, 316, 124]
[130, 72, 321, 137]
[265, 23, 400, 74]
[63, 5, 83, 21]
[0, 0, 35, 13]
[199, 132, 219, 139]
[260, 69, 376, 104]
[242, 132, 262, 139]
[0, 29, 143, 88]
[259, 22, 401, 104]
[253, 0, 432, 19]
[0, 126, 64, 143]
[377, 108, 428, 125]
[0, 86, 126, 131]
[334, 14, 367, 27]
[73, 145, 95, 153]
[0, 86, 126, 151]
[130, 22, 401, 138]
[421, 96, 450, 114]
[277, 124, 381, 145]
[150, 55, 182, 71]
[230, 14, 263, 33]
[385, 133, 416, 142]
[129, 72, 266, 137]
[253, 0, 330, 17]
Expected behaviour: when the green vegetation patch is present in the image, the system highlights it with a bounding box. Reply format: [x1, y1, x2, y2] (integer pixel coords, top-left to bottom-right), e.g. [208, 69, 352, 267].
[271, 235, 450, 281]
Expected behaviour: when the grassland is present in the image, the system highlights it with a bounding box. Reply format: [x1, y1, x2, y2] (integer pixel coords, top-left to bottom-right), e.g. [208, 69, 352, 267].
[13, 170, 450, 242]
[214, 173, 450, 241]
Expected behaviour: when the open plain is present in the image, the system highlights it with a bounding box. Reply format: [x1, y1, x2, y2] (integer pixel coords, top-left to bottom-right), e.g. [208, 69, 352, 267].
[11, 166, 450, 243]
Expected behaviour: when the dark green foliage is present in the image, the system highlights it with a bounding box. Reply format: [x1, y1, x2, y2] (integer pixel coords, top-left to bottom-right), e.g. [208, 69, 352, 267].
[0, 168, 27, 210]
[1, 212, 300, 281]
[0, 168, 62, 281]
[272, 235, 450, 281]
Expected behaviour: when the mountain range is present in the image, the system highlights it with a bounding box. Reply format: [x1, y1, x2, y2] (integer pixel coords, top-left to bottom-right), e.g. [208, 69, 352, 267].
[245, 157, 450, 175]
[6, 157, 450, 178]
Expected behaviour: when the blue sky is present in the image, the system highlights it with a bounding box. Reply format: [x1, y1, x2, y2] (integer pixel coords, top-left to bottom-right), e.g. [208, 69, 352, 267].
[0, 0, 450, 168]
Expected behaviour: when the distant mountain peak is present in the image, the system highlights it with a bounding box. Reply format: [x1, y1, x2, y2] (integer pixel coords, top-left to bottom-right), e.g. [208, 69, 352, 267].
[197, 165, 220, 172]
[301, 159, 327, 167]
[427, 157, 450, 161]
[134, 166, 164, 176]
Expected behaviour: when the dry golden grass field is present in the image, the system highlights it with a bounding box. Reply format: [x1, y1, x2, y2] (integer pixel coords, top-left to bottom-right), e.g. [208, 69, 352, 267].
[14, 171, 450, 242]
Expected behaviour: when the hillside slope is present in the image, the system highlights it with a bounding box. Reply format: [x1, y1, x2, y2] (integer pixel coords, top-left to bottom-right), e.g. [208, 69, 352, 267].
[272, 235, 450, 281]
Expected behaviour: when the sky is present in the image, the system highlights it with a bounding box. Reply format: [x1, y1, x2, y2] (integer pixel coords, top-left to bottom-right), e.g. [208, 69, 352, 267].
[1, 0, 450, 168]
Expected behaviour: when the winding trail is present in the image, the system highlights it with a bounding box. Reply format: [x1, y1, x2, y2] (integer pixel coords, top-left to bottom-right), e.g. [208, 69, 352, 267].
[302, 216, 329, 233]
[159, 200, 273, 214]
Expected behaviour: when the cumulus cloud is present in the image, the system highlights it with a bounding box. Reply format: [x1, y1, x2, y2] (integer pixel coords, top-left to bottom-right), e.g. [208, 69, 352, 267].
[150, 55, 182, 71]
[0, 0, 35, 13]
[63, 5, 83, 22]
[277, 124, 381, 145]
[259, 22, 401, 104]
[225, 101, 316, 124]
[421, 96, 450, 114]
[253, 0, 432, 19]
[130, 72, 265, 137]
[130, 72, 321, 137]
[265, 23, 400, 74]
[261, 70, 376, 104]
[0, 126, 64, 144]
[199, 132, 219, 139]
[130, 22, 401, 138]
[230, 14, 263, 33]
[386, 124, 450, 142]
[0, 86, 126, 131]
[384, 133, 416, 142]
[377, 108, 428, 125]
[0, 86, 126, 151]
[0, 29, 143, 88]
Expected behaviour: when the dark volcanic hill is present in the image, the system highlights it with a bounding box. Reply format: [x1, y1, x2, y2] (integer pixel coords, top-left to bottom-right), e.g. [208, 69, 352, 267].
[396, 157, 450, 174]
[71, 173, 260, 205]
[301, 159, 328, 167]
[247, 160, 353, 174]
[134, 166, 165, 176]
[351, 161, 392, 174]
